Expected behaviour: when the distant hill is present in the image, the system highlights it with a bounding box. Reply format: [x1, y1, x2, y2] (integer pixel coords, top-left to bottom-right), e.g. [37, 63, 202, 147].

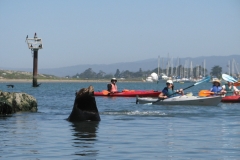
[0, 69, 58, 79]
[1, 55, 239, 77]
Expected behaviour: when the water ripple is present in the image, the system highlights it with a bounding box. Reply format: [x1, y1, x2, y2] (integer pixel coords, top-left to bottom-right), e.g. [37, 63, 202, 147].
[0, 82, 240, 159]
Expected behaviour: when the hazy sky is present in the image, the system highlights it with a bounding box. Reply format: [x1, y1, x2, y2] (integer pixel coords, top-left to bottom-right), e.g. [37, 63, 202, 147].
[0, 0, 239, 69]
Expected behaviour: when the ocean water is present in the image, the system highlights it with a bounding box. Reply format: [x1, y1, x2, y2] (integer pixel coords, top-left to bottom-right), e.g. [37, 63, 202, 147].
[0, 81, 240, 160]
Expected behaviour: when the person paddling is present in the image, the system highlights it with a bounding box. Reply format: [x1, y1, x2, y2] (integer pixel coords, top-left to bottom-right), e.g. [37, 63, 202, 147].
[158, 80, 184, 99]
[107, 78, 118, 93]
[210, 79, 225, 95]
[222, 81, 239, 96]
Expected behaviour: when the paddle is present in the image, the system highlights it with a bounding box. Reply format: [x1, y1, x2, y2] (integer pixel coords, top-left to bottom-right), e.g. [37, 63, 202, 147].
[222, 74, 237, 83]
[198, 89, 225, 97]
[198, 90, 214, 97]
[152, 76, 211, 104]
[234, 81, 240, 86]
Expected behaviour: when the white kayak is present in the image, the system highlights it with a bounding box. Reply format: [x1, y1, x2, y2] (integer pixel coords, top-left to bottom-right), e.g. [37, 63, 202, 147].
[136, 95, 222, 106]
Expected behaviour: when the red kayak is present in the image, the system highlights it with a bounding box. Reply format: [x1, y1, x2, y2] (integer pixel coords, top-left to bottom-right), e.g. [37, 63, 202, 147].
[94, 90, 161, 97]
[221, 95, 240, 103]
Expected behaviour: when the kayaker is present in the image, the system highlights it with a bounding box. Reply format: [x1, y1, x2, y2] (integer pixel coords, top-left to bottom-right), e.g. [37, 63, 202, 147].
[221, 81, 239, 96]
[158, 80, 184, 99]
[210, 79, 225, 95]
[107, 78, 118, 93]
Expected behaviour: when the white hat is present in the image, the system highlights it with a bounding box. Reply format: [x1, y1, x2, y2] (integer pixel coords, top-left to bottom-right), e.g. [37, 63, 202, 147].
[111, 78, 117, 82]
[166, 80, 173, 84]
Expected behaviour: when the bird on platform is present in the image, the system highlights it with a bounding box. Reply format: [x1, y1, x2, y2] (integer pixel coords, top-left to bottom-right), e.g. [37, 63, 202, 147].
[7, 85, 14, 88]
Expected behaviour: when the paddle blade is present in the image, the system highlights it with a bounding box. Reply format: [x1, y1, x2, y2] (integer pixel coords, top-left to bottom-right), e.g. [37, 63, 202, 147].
[102, 90, 110, 95]
[198, 90, 214, 97]
[234, 81, 240, 86]
[194, 76, 211, 85]
[222, 74, 237, 83]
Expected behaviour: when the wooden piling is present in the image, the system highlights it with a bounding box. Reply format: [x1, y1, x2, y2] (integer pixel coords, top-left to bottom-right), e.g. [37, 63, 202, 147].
[32, 49, 38, 87]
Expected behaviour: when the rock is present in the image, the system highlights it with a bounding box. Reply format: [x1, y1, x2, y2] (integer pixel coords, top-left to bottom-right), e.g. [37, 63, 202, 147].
[0, 90, 37, 115]
[67, 85, 100, 122]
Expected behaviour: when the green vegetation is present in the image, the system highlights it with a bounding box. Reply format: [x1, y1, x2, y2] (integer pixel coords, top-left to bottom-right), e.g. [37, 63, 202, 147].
[2, 65, 229, 81]
[210, 65, 222, 79]
[0, 69, 58, 79]
[72, 65, 209, 80]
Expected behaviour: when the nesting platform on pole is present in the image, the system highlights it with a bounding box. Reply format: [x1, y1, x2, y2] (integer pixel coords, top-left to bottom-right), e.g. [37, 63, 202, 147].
[26, 33, 43, 87]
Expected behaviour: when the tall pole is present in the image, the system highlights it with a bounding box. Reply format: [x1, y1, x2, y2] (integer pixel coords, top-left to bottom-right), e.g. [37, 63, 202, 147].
[166, 53, 169, 77]
[33, 49, 38, 87]
[177, 58, 179, 78]
[158, 56, 160, 76]
[171, 57, 173, 78]
[26, 33, 43, 87]
[162, 58, 164, 75]
[190, 61, 192, 78]
[232, 59, 234, 76]
[228, 60, 230, 75]
[203, 59, 205, 77]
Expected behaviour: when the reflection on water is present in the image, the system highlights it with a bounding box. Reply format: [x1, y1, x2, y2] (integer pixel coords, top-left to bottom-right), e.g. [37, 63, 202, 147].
[70, 121, 99, 157]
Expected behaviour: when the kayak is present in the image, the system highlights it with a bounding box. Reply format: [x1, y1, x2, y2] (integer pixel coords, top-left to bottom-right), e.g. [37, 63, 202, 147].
[94, 90, 161, 97]
[136, 95, 222, 106]
[221, 95, 240, 103]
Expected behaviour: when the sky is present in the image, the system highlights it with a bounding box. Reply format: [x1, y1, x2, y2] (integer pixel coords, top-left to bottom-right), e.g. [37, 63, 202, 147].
[0, 0, 240, 69]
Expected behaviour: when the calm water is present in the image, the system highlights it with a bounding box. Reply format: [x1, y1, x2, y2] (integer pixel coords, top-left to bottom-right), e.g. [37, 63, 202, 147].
[0, 81, 240, 160]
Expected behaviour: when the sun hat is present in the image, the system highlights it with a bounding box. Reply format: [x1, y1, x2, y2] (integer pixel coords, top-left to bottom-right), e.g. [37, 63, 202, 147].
[166, 80, 173, 84]
[212, 79, 220, 84]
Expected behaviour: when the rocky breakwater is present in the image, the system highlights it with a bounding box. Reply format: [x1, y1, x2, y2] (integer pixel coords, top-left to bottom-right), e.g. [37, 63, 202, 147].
[0, 90, 37, 115]
[67, 85, 100, 121]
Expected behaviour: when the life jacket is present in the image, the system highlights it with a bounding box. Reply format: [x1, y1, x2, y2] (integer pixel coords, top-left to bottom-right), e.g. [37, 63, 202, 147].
[225, 84, 234, 96]
[210, 86, 222, 95]
[111, 84, 118, 92]
[162, 87, 174, 97]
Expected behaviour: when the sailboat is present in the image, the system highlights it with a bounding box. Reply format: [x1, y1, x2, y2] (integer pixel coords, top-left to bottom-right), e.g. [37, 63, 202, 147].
[157, 56, 170, 83]
[145, 72, 158, 82]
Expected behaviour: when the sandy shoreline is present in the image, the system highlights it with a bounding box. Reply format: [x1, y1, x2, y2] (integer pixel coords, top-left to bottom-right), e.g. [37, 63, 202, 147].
[0, 79, 142, 83]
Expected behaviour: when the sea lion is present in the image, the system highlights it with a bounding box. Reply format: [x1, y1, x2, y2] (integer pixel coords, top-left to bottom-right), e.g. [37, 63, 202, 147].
[67, 85, 100, 122]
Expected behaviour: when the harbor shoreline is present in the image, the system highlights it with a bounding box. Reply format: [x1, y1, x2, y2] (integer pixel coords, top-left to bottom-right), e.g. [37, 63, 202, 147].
[0, 79, 143, 83]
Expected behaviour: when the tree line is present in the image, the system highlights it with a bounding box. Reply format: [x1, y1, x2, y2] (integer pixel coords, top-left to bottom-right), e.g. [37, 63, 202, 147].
[70, 65, 227, 79]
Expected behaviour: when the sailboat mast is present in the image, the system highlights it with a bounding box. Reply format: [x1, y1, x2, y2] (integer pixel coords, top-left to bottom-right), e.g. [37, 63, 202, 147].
[166, 53, 169, 77]
[233, 59, 240, 75]
[203, 59, 205, 77]
[228, 60, 230, 75]
[158, 56, 160, 76]
[183, 60, 187, 78]
[190, 61, 192, 79]
[162, 58, 164, 75]
[196, 65, 198, 78]
[174, 58, 178, 78]
[176, 58, 179, 77]
[171, 57, 173, 78]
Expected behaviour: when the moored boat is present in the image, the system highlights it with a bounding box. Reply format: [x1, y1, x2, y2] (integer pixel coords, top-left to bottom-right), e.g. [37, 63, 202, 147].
[136, 95, 222, 106]
[94, 90, 161, 97]
[221, 95, 240, 103]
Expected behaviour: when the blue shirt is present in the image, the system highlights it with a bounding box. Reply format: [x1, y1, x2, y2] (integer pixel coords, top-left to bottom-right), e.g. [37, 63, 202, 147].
[210, 86, 222, 95]
[162, 87, 174, 97]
